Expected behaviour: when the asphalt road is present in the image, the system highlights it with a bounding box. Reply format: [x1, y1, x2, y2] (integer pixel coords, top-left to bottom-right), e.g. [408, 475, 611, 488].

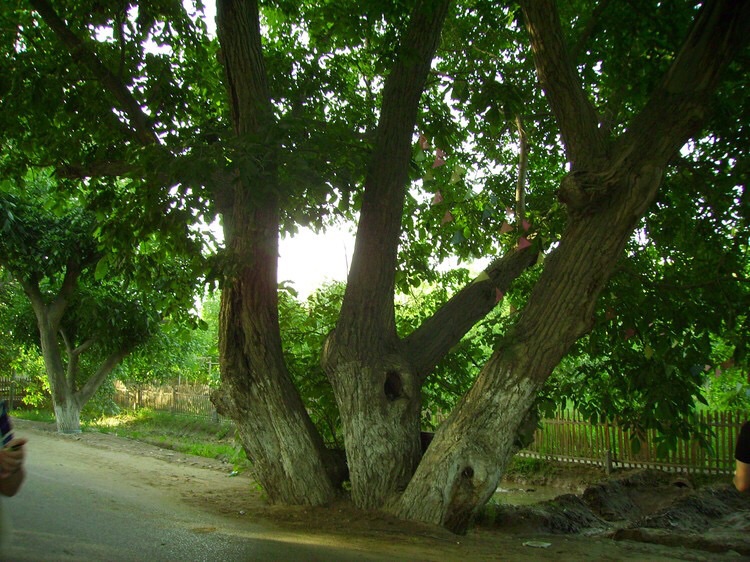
[1, 425, 396, 562]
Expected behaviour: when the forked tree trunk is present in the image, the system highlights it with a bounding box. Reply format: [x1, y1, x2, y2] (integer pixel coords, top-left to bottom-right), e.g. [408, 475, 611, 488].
[324, 0, 451, 510]
[395, 167, 664, 532]
[389, 0, 749, 532]
[22, 269, 125, 434]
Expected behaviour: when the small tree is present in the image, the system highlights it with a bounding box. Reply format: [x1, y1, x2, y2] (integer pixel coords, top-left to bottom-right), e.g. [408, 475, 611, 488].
[0, 173, 205, 431]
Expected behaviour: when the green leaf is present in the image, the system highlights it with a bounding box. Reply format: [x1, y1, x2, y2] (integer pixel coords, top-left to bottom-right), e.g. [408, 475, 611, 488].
[94, 257, 109, 281]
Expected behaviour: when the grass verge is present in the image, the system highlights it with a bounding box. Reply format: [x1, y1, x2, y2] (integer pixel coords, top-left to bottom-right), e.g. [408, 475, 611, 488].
[13, 407, 251, 472]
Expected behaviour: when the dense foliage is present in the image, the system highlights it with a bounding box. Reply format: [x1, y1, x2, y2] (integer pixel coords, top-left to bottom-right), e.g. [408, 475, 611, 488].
[0, 168, 209, 430]
[1, 0, 746, 435]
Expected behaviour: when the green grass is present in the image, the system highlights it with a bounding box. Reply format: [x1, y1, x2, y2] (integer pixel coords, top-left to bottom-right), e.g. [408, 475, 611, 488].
[11, 409, 56, 423]
[14, 407, 249, 471]
[504, 456, 549, 478]
[12, 407, 250, 470]
[88, 409, 251, 470]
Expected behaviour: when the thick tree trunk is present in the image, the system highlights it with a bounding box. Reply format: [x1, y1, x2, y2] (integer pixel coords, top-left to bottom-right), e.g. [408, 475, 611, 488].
[53, 399, 83, 434]
[215, 186, 338, 504]
[325, 0, 451, 510]
[323, 346, 423, 508]
[395, 167, 664, 532]
[216, 279, 339, 504]
[395, 364, 537, 532]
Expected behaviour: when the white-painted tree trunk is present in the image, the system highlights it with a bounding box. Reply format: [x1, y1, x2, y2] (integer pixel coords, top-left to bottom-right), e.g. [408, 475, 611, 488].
[54, 400, 82, 434]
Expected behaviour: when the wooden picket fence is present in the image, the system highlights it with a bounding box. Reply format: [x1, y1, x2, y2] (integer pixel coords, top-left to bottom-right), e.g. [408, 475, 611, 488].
[113, 382, 218, 419]
[0, 377, 31, 410]
[109, 383, 747, 475]
[522, 409, 745, 475]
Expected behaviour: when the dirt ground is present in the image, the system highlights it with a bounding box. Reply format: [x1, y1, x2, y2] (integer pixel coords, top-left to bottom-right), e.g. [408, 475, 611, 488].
[14, 419, 750, 561]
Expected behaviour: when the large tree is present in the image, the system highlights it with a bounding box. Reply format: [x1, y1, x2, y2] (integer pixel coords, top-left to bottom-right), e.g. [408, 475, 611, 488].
[3, 0, 748, 532]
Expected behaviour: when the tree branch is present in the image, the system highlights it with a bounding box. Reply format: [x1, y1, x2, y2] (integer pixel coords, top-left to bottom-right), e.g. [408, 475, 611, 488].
[72, 338, 96, 357]
[57, 160, 137, 180]
[16, 276, 45, 322]
[338, 0, 452, 341]
[29, 0, 158, 146]
[519, 0, 606, 169]
[216, 0, 273, 136]
[404, 246, 538, 381]
[514, 115, 529, 225]
[47, 258, 80, 326]
[617, 0, 750, 169]
[59, 328, 73, 355]
[77, 349, 129, 405]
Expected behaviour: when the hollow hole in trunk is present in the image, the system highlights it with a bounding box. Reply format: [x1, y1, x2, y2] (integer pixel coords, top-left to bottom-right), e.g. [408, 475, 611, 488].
[383, 370, 403, 401]
[462, 466, 474, 479]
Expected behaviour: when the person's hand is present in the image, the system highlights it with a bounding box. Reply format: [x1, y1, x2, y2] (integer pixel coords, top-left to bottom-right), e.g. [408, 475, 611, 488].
[0, 437, 27, 478]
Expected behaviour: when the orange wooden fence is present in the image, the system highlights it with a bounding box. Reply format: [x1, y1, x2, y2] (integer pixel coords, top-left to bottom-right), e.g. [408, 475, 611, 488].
[113, 382, 745, 475]
[521, 409, 746, 475]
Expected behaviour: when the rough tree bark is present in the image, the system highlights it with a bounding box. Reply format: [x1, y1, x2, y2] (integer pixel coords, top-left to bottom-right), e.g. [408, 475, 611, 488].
[211, 0, 340, 504]
[321, 0, 453, 509]
[393, 0, 750, 532]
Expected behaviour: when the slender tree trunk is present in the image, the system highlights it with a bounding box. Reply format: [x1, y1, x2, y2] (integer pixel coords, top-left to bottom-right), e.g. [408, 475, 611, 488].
[40, 325, 83, 433]
[39, 321, 127, 433]
[21, 272, 87, 434]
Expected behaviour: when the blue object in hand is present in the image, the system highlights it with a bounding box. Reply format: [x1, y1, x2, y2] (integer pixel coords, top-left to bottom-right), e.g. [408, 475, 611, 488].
[0, 400, 13, 446]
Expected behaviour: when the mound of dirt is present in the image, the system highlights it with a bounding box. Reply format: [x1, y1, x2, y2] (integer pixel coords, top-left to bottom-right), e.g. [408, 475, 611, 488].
[614, 485, 750, 556]
[489, 468, 750, 556]
[484, 493, 609, 534]
[635, 485, 748, 532]
[581, 469, 693, 521]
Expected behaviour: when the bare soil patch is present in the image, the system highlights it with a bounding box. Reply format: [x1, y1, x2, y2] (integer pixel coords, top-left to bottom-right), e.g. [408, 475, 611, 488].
[15, 419, 750, 561]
